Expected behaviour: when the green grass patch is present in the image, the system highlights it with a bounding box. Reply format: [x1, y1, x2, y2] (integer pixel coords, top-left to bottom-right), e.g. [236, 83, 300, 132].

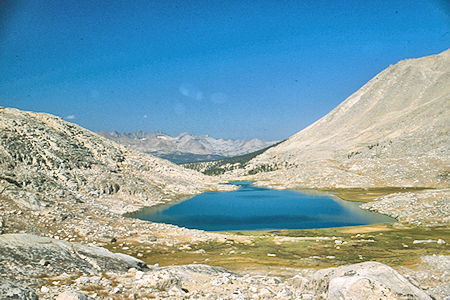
[104, 223, 449, 274]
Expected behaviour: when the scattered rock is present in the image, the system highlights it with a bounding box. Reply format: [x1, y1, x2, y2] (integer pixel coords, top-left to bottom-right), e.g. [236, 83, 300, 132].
[413, 239, 438, 244]
[136, 270, 181, 291]
[313, 261, 432, 300]
[0, 280, 38, 300]
[437, 239, 446, 245]
[56, 291, 90, 300]
[362, 189, 450, 226]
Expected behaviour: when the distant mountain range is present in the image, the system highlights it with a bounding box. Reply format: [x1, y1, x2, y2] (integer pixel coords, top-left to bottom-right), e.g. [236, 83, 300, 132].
[97, 131, 277, 164]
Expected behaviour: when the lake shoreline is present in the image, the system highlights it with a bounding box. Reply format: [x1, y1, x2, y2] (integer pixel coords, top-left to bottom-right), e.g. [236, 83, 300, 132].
[110, 181, 448, 274]
[125, 181, 395, 232]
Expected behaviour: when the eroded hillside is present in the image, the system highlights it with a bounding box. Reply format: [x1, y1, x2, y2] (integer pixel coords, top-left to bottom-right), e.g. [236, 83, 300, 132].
[227, 50, 450, 190]
[0, 108, 234, 213]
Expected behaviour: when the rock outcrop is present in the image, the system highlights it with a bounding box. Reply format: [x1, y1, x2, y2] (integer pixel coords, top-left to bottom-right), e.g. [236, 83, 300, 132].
[361, 188, 450, 226]
[55, 291, 90, 300]
[312, 262, 431, 299]
[0, 234, 148, 287]
[0, 107, 232, 217]
[0, 280, 38, 300]
[229, 49, 450, 190]
[1, 234, 444, 300]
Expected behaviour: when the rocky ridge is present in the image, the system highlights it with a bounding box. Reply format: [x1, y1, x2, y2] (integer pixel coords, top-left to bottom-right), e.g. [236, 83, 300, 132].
[0, 107, 232, 216]
[223, 49, 450, 190]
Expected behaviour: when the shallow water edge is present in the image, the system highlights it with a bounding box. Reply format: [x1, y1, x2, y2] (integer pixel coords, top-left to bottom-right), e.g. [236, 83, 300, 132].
[125, 181, 395, 231]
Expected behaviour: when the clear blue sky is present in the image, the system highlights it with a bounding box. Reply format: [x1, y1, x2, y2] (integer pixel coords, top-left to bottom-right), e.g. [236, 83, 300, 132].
[1, 1, 449, 140]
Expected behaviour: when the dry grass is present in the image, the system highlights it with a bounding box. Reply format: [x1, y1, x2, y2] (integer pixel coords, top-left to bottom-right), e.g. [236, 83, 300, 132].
[324, 187, 430, 203]
[104, 223, 450, 275]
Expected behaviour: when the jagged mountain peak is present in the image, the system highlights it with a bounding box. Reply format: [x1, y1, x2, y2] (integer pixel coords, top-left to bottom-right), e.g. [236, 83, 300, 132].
[98, 130, 277, 162]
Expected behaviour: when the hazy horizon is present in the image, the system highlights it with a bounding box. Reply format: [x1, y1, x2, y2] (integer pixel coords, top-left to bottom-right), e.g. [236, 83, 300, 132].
[1, 1, 449, 140]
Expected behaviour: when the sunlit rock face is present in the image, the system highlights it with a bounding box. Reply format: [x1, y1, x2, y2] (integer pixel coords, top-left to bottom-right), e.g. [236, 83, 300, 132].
[236, 49, 450, 190]
[0, 107, 230, 215]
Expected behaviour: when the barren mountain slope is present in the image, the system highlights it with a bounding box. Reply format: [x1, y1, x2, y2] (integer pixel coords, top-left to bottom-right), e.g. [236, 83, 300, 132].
[0, 107, 229, 215]
[238, 49, 450, 189]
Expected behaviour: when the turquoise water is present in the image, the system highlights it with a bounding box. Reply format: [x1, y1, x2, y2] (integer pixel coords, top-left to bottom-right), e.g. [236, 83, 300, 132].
[128, 181, 394, 231]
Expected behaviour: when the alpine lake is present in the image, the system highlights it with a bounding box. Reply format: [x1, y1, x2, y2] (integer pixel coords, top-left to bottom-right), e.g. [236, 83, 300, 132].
[117, 182, 449, 273]
[127, 181, 395, 231]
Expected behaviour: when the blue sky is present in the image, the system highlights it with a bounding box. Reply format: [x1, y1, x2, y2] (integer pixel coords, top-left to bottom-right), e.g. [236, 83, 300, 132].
[1, 1, 449, 140]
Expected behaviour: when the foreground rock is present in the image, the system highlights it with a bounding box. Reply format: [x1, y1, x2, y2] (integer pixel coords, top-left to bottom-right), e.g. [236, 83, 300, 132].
[0, 234, 147, 287]
[400, 255, 450, 300]
[0, 280, 38, 300]
[1, 234, 445, 299]
[312, 262, 431, 299]
[55, 291, 90, 300]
